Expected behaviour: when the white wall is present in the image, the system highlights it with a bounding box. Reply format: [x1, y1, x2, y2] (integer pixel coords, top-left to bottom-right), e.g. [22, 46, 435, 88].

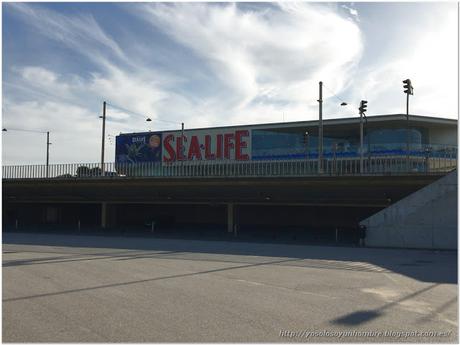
[361, 170, 457, 249]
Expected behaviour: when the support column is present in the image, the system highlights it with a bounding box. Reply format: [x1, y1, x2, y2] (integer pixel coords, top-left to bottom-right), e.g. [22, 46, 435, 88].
[101, 202, 107, 229]
[107, 204, 117, 228]
[227, 203, 234, 234]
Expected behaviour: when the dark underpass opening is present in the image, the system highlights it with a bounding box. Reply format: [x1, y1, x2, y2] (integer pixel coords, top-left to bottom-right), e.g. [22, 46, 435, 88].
[3, 203, 101, 231]
[3, 202, 382, 246]
[236, 205, 381, 244]
[116, 203, 227, 236]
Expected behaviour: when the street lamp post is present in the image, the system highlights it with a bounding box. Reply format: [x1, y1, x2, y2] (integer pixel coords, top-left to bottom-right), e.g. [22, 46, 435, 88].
[2, 128, 51, 177]
[100, 101, 107, 175]
[46, 131, 50, 177]
[318, 81, 323, 174]
[316, 82, 349, 175]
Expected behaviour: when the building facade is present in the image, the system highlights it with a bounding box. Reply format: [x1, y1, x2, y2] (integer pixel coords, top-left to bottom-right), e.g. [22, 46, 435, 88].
[115, 114, 457, 165]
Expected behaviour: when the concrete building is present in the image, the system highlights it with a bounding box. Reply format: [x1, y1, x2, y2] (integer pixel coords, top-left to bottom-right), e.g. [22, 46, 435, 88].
[116, 114, 457, 164]
[3, 114, 457, 248]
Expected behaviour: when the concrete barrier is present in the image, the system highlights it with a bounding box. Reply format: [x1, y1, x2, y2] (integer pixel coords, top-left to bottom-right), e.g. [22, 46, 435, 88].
[361, 171, 457, 249]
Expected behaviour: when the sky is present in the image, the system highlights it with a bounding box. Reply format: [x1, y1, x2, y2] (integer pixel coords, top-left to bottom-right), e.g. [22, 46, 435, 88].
[2, 1, 458, 164]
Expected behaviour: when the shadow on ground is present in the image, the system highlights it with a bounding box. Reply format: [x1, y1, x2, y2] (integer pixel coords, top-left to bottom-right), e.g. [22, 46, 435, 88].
[331, 283, 457, 327]
[3, 232, 457, 284]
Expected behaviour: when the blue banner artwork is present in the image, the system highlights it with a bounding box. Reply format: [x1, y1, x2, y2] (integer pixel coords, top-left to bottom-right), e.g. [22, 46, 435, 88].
[116, 132, 162, 164]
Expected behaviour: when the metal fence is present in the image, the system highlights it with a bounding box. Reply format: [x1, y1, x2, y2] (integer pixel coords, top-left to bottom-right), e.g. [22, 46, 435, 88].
[2, 152, 457, 180]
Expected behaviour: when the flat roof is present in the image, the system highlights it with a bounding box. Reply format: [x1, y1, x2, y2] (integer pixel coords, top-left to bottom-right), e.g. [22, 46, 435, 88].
[118, 114, 457, 136]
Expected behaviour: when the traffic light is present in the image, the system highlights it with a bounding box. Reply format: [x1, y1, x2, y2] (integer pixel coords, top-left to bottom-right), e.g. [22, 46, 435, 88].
[403, 79, 414, 95]
[359, 100, 368, 114]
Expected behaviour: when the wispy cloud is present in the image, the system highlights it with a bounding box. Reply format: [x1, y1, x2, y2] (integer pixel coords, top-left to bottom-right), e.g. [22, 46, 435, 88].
[345, 5, 457, 117]
[136, 2, 363, 115]
[2, 2, 457, 165]
[8, 2, 128, 65]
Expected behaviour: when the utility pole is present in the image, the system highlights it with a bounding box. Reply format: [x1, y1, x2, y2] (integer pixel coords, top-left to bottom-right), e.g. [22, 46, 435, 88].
[101, 101, 106, 175]
[318, 81, 323, 174]
[46, 131, 50, 178]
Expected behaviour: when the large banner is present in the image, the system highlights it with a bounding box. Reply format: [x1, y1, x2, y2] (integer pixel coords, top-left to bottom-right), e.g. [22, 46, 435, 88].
[115, 128, 251, 164]
[115, 132, 163, 164]
[162, 128, 251, 163]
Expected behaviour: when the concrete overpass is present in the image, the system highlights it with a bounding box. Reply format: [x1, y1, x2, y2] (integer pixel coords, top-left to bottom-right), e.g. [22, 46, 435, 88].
[3, 155, 456, 244]
[2, 173, 446, 239]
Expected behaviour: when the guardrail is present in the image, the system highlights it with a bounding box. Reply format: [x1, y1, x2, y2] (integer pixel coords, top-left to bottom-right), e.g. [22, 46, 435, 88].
[2, 153, 457, 180]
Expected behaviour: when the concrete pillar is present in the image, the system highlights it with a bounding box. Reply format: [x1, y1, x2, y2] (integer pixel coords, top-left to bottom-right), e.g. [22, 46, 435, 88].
[101, 202, 107, 228]
[108, 204, 117, 228]
[227, 203, 234, 233]
[101, 203, 117, 229]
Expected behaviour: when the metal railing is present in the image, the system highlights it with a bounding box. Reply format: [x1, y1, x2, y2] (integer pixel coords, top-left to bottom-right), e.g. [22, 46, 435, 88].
[2, 151, 457, 180]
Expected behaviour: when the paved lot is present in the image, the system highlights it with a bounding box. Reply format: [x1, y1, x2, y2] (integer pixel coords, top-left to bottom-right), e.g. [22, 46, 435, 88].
[3, 233, 458, 342]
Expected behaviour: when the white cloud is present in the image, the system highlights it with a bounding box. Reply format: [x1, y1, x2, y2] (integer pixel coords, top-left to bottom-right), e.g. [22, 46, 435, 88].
[3, 2, 457, 166]
[344, 6, 457, 118]
[2, 96, 172, 165]
[137, 2, 363, 118]
[341, 4, 359, 22]
[2, 65, 185, 164]
[9, 2, 126, 63]
[2, 100, 100, 164]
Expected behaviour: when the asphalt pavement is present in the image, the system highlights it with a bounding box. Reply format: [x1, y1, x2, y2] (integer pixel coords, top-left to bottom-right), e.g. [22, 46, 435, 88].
[2, 232, 458, 342]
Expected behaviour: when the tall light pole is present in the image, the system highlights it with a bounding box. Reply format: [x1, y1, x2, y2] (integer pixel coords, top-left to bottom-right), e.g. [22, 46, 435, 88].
[181, 122, 185, 163]
[2, 128, 51, 176]
[403, 79, 414, 171]
[358, 100, 368, 173]
[318, 81, 323, 173]
[100, 101, 107, 175]
[46, 131, 50, 177]
[316, 82, 349, 174]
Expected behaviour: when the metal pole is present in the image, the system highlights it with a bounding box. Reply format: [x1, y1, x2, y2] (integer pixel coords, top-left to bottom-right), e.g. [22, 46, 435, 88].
[406, 93, 409, 172]
[318, 81, 323, 174]
[333, 143, 337, 174]
[101, 101, 107, 175]
[360, 111, 364, 173]
[181, 122, 185, 165]
[305, 132, 309, 160]
[46, 131, 50, 178]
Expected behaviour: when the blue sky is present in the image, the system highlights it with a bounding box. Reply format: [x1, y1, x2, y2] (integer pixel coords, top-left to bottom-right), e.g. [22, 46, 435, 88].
[2, 2, 458, 164]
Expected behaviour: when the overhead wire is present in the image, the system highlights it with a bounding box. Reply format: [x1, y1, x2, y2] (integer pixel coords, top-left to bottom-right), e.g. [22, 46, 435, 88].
[3, 128, 48, 134]
[106, 102, 182, 125]
[322, 83, 350, 106]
